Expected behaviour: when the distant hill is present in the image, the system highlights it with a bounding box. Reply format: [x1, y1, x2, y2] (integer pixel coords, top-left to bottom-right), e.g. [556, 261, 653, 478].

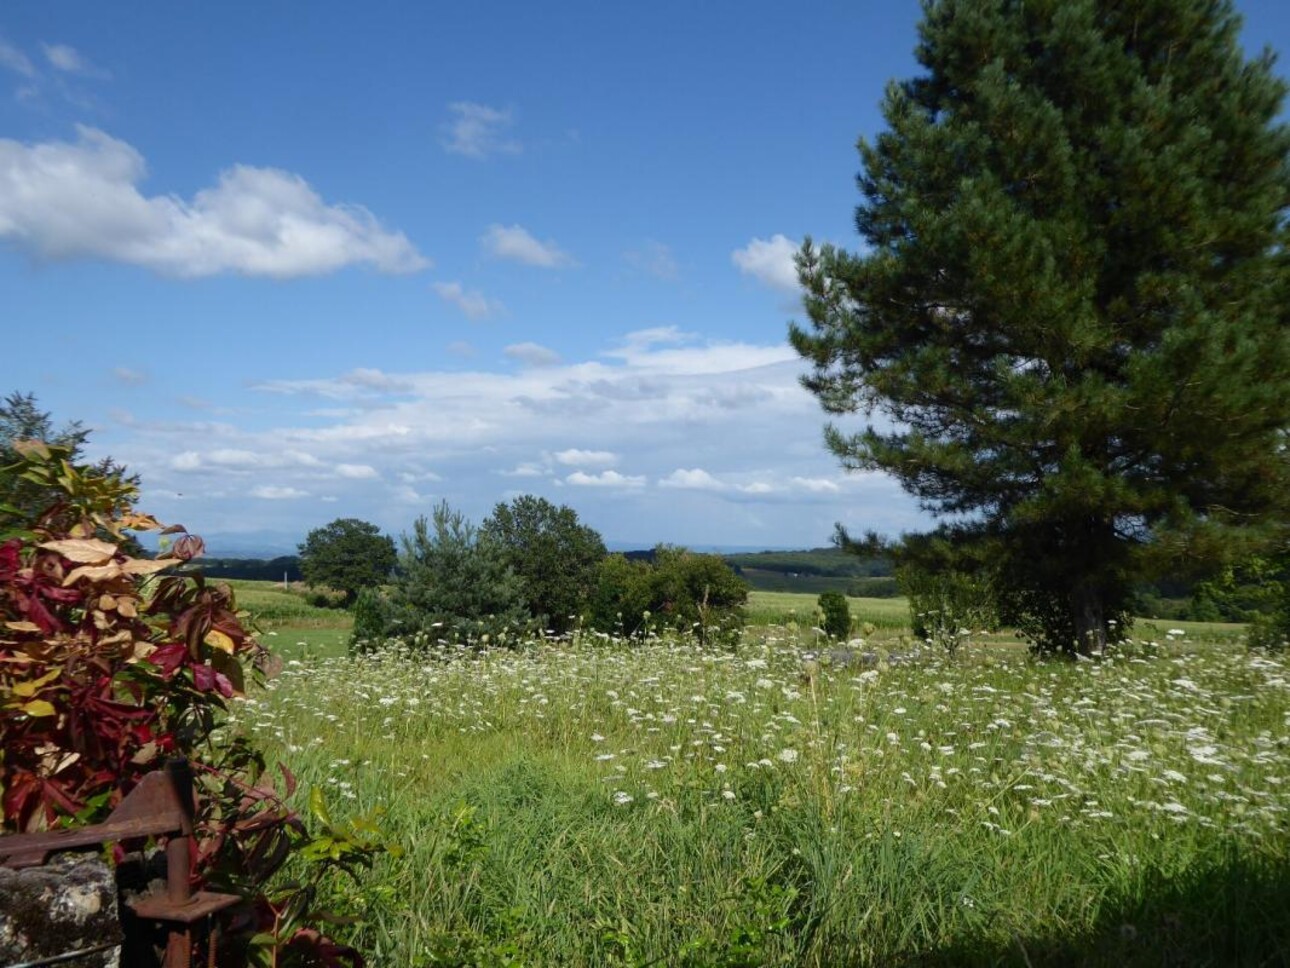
[721, 547, 899, 597]
[611, 546, 900, 597]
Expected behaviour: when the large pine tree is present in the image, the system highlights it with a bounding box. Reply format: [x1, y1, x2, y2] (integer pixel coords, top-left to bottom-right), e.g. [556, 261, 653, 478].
[790, 0, 1290, 653]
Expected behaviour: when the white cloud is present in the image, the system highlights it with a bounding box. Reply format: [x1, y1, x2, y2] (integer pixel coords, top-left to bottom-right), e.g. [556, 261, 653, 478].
[113, 329, 927, 546]
[433, 280, 503, 320]
[440, 102, 521, 159]
[482, 223, 576, 268]
[0, 126, 428, 278]
[113, 366, 147, 385]
[169, 447, 323, 472]
[623, 241, 678, 280]
[171, 451, 202, 472]
[501, 462, 547, 478]
[251, 485, 309, 500]
[340, 368, 415, 394]
[335, 463, 379, 479]
[566, 470, 645, 488]
[504, 342, 561, 367]
[41, 43, 104, 77]
[790, 476, 841, 493]
[659, 467, 728, 491]
[0, 37, 34, 77]
[554, 449, 617, 467]
[732, 234, 800, 291]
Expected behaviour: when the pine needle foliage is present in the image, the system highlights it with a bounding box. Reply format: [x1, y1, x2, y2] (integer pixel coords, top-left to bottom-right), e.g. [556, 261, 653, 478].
[791, 0, 1290, 654]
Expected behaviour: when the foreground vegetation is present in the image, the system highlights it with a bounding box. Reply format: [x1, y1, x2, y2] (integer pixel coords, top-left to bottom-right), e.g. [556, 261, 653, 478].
[236, 619, 1288, 966]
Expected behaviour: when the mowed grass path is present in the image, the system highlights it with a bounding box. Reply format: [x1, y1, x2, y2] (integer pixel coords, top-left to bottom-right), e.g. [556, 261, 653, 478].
[227, 605, 1288, 966]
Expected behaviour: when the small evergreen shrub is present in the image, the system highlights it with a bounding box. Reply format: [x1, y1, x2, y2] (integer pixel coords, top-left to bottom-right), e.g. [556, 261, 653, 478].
[817, 591, 851, 639]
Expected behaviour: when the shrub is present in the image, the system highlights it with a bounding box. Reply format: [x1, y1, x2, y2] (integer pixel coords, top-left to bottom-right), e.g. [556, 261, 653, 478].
[0, 439, 388, 965]
[817, 591, 851, 639]
[384, 501, 531, 646]
[897, 564, 997, 656]
[590, 546, 748, 645]
[349, 586, 390, 653]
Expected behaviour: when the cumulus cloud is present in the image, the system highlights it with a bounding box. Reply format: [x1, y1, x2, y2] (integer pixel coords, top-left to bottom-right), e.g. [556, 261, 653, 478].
[440, 102, 521, 159]
[504, 342, 561, 367]
[251, 485, 309, 500]
[732, 234, 800, 291]
[0, 126, 428, 278]
[112, 329, 926, 546]
[169, 448, 322, 473]
[112, 366, 147, 385]
[482, 223, 576, 268]
[433, 280, 503, 320]
[659, 468, 726, 491]
[623, 241, 679, 280]
[566, 470, 646, 488]
[554, 449, 616, 467]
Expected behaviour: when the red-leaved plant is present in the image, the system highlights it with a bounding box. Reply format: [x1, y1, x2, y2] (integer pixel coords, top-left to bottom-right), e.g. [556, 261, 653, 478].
[0, 440, 389, 967]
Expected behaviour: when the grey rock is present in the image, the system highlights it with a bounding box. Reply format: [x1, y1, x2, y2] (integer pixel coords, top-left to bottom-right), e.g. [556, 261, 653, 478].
[0, 853, 121, 967]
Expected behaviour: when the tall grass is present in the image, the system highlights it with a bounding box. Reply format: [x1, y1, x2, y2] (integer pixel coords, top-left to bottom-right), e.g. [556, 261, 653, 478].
[231, 625, 1289, 966]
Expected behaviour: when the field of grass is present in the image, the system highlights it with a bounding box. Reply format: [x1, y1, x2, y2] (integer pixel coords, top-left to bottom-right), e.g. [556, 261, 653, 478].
[231, 615, 1288, 966]
[745, 590, 911, 634]
[222, 578, 353, 631]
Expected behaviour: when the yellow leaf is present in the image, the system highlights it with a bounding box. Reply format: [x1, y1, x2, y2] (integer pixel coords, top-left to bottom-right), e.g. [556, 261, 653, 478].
[99, 594, 118, 611]
[63, 562, 123, 585]
[120, 512, 164, 532]
[21, 699, 56, 717]
[38, 538, 118, 564]
[122, 558, 173, 577]
[205, 629, 236, 654]
[13, 439, 51, 460]
[12, 668, 62, 697]
[5, 621, 42, 633]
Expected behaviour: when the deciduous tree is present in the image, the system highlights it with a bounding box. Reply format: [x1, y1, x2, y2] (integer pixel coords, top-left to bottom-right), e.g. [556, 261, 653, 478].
[480, 495, 606, 634]
[298, 517, 396, 606]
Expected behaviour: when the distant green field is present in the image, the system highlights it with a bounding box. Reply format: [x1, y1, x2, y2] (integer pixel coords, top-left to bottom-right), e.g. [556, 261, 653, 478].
[745, 589, 911, 631]
[221, 581, 1247, 659]
[224, 579, 351, 630]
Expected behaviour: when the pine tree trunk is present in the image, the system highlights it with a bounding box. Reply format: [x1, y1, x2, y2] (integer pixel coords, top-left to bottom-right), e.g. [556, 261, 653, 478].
[1070, 583, 1106, 656]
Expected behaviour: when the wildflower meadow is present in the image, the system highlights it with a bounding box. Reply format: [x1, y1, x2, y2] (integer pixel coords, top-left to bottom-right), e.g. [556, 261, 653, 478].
[231, 620, 1289, 966]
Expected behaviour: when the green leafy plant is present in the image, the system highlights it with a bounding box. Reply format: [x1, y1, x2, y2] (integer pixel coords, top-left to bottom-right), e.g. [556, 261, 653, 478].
[0, 439, 392, 966]
[590, 546, 748, 645]
[816, 591, 850, 640]
[897, 564, 996, 657]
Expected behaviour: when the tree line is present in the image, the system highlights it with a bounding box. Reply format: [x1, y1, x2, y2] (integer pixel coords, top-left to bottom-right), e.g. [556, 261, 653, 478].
[297, 498, 749, 650]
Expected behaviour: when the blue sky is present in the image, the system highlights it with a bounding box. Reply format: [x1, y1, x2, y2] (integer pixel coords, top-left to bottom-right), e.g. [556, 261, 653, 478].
[2, 2, 1288, 553]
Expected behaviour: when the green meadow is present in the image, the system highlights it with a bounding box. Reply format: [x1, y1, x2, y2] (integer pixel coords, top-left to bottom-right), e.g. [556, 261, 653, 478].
[222, 581, 1288, 966]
